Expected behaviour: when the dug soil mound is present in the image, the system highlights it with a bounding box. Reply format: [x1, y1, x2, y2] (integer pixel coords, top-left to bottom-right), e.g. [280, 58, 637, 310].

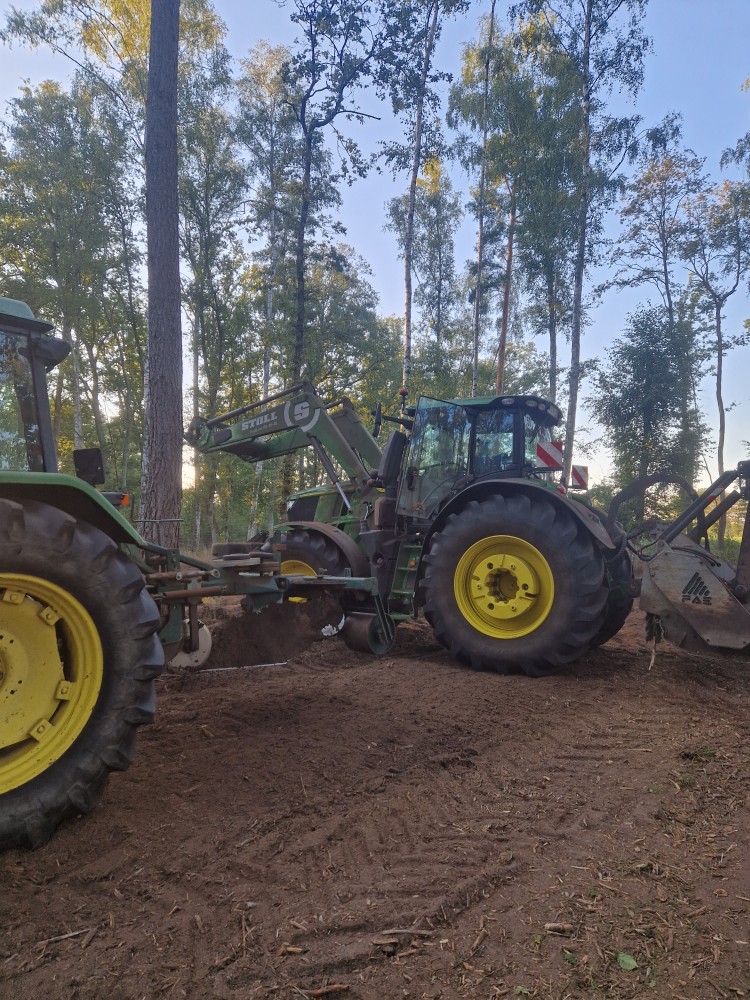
[195, 595, 346, 670]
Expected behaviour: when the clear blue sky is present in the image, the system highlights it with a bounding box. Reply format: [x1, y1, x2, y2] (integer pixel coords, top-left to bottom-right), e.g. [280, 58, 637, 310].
[2, 0, 749, 479]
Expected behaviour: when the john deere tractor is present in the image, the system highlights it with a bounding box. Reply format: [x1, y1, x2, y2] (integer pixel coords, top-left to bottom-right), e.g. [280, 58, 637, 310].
[0, 298, 166, 847]
[188, 382, 632, 674]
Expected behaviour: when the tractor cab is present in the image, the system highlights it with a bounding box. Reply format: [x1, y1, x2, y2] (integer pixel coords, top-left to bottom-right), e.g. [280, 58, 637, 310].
[397, 394, 563, 518]
[0, 297, 69, 473]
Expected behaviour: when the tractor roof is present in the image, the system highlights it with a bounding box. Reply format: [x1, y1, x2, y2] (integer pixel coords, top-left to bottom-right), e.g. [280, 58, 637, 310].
[0, 297, 69, 368]
[0, 296, 55, 336]
[453, 394, 563, 428]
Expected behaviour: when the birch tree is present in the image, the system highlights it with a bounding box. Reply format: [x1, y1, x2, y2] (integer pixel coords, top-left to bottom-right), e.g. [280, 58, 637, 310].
[379, 0, 468, 392]
[514, 0, 650, 485]
[282, 0, 386, 382]
[680, 180, 750, 546]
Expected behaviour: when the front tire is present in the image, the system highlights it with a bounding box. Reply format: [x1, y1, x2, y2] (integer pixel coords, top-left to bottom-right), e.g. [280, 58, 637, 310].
[422, 494, 607, 676]
[262, 526, 354, 624]
[0, 499, 163, 849]
[273, 526, 352, 579]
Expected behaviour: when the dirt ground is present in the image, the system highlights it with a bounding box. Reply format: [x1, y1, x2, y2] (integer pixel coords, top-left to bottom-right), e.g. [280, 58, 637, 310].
[2, 601, 750, 1000]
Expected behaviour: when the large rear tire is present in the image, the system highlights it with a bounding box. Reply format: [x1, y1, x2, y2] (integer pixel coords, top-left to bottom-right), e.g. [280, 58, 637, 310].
[0, 499, 163, 849]
[422, 494, 607, 676]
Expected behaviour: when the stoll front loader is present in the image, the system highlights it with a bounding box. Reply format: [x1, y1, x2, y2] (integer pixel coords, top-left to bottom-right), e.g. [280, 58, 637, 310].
[0, 298, 384, 848]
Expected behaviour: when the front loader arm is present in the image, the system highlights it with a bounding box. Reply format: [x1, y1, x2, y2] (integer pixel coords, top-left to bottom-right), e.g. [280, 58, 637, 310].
[185, 382, 382, 498]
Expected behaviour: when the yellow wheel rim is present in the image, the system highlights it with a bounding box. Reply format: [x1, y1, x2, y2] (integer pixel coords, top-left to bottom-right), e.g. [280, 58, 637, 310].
[281, 558, 317, 603]
[0, 573, 103, 794]
[281, 558, 318, 578]
[454, 535, 555, 639]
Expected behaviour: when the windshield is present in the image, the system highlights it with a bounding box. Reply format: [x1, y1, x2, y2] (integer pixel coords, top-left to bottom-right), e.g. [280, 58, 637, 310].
[0, 332, 44, 472]
[397, 397, 470, 517]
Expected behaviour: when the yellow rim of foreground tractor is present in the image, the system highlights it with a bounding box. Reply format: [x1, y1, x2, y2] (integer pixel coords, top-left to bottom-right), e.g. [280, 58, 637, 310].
[454, 535, 555, 639]
[0, 573, 103, 794]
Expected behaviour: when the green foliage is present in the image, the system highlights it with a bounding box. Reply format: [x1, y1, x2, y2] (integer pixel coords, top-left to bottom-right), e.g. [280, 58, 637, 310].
[589, 305, 696, 478]
[377, 1, 471, 166]
[448, 14, 585, 400]
[588, 303, 708, 523]
[616, 952, 638, 971]
[0, 76, 147, 489]
[386, 160, 464, 345]
[2, 0, 747, 548]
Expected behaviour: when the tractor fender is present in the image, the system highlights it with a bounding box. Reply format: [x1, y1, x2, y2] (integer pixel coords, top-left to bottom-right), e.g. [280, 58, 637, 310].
[280, 520, 371, 577]
[421, 478, 616, 556]
[0, 472, 146, 547]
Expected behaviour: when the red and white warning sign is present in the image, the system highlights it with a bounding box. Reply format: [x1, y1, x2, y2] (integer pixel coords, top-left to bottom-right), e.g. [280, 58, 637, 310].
[571, 465, 589, 490]
[535, 439, 563, 470]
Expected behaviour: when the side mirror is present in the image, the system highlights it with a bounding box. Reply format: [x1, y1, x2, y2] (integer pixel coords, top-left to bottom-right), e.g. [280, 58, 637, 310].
[73, 447, 105, 486]
[371, 402, 382, 438]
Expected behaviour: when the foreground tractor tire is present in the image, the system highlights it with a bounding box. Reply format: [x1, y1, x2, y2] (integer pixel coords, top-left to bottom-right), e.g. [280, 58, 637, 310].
[0, 499, 163, 849]
[422, 493, 608, 677]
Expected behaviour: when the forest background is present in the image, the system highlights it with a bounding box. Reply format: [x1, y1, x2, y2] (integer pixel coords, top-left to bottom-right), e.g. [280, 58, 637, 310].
[1, 0, 748, 551]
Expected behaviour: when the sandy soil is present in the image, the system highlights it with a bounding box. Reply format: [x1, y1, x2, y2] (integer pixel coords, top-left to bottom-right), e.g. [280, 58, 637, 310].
[2, 604, 750, 1000]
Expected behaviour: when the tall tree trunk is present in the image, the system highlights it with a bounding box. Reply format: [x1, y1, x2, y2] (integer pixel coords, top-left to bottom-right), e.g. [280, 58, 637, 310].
[714, 298, 726, 549]
[119, 405, 133, 492]
[62, 322, 84, 450]
[547, 269, 558, 403]
[496, 193, 515, 394]
[83, 341, 108, 465]
[293, 137, 313, 382]
[402, 0, 440, 393]
[471, 0, 496, 398]
[662, 231, 693, 482]
[53, 368, 64, 440]
[140, 0, 182, 548]
[287, 135, 313, 502]
[562, 0, 592, 489]
[115, 335, 134, 490]
[248, 332, 273, 538]
[192, 310, 201, 551]
[199, 453, 219, 545]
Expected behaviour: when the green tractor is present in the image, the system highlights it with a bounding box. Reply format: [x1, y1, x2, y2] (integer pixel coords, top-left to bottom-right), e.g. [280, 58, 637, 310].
[191, 380, 750, 672]
[0, 298, 165, 847]
[188, 382, 633, 674]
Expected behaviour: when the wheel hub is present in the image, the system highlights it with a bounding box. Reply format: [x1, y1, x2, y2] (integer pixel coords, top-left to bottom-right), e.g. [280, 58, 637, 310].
[454, 535, 555, 639]
[481, 557, 537, 614]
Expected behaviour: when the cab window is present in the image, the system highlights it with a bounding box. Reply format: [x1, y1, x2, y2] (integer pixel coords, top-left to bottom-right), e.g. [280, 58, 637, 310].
[473, 409, 516, 475]
[397, 398, 469, 516]
[0, 333, 43, 472]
